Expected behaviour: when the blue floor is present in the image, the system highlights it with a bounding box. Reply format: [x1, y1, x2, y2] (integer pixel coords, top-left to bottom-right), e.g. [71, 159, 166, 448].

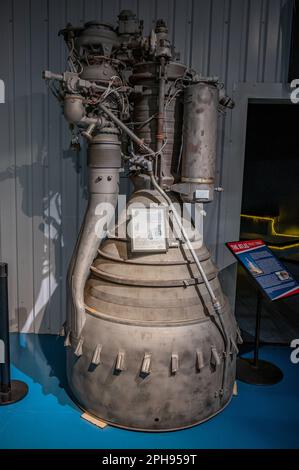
[0, 334, 298, 449]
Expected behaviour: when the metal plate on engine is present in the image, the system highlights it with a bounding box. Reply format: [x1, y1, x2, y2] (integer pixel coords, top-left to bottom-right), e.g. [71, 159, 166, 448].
[129, 207, 168, 253]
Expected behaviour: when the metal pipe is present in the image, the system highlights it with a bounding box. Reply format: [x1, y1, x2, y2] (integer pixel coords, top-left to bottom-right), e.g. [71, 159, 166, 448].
[156, 58, 166, 180]
[81, 123, 96, 141]
[0, 263, 10, 394]
[253, 291, 263, 367]
[67, 134, 121, 337]
[0, 263, 28, 406]
[97, 103, 221, 312]
[68, 190, 119, 336]
[43, 70, 107, 93]
[148, 174, 230, 399]
[98, 103, 156, 157]
[148, 172, 221, 309]
[157, 60, 166, 152]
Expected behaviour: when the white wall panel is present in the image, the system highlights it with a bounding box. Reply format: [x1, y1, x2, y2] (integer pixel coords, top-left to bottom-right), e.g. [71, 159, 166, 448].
[0, 0, 293, 333]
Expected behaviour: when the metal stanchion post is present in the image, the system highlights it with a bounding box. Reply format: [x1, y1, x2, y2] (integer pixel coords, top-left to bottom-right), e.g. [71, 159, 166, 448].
[236, 290, 283, 385]
[0, 262, 28, 405]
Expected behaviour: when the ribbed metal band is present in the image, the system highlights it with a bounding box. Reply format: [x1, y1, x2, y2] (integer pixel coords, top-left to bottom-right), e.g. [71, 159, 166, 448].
[90, 265, 216, 287]
[181, 177, 214, 184]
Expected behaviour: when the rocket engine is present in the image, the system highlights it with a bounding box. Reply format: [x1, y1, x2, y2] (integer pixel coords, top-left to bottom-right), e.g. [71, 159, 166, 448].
[43, 10, 241, 431]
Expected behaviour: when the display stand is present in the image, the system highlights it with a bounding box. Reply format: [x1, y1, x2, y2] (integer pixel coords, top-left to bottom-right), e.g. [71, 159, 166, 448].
[0, 262, 28, 405]
[226, 239, 299, 386]
[236, 290, 283, 385]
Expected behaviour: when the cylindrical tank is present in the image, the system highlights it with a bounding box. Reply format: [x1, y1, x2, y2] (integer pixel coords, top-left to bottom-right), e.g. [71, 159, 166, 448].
[66, 190, 238, 431]
[130, 62, 186, 188]
[181, 81, 219, 202]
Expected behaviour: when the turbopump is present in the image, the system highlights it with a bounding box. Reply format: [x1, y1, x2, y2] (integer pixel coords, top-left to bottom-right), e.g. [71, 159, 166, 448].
[43, 9, 241, 431]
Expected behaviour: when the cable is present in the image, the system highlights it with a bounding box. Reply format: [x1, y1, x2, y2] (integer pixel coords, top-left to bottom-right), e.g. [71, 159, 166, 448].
[148, 172, 221, 308]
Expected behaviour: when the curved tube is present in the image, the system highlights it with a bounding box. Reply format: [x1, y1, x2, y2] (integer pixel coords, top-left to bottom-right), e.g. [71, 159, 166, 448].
[67, 131, 121, 337]
[99, 103, 156, 156]
[68, 188, 119, 337]
[149, 172, 220, 309]
[149, 171, 230, 399]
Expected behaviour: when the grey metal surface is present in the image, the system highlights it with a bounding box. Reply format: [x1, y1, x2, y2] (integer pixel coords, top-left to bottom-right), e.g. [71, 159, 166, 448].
[66, 189, 239, 431]
[0, 0, 293, 334]
[41, 10, 240, 430]
[67, 308, 237, 430]
[67, 131, 121, 336]
[131, 61, 186, 187]
[181, 82, 219, 202]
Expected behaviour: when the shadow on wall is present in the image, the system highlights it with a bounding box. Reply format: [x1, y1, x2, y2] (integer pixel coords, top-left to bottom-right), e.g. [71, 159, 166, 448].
[0, 93, 88, 334]
[10, 332, 77, 410]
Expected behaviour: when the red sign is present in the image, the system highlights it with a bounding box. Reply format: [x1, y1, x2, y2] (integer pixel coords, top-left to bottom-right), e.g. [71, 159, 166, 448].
[226, 239, 265, 254]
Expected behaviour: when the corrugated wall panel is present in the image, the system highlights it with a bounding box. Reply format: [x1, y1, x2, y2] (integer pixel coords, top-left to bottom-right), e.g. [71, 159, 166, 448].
[216, 0, 249, 268]
[29, 0, 49, 333]
[59, 1, 84, 335]
[244, 0, 263, 82]
[84, 0, 102, 20]
[172, 0, 193, 66]
[137, 0, 156, 35]
[263, 0, 282, 81]
[0, 0, 19, 332]
[12, 0, 35, 332]
[47, 0, 67, 334]
[0, 0, 293, 333]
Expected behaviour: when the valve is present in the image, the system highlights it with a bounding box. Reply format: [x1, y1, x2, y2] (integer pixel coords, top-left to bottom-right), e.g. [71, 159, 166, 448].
[81, 123, 96, 141]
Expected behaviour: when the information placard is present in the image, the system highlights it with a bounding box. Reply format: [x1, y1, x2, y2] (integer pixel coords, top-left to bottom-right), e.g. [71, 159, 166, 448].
[226, 239, 299, 301]
[130, 207, 167, 253]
